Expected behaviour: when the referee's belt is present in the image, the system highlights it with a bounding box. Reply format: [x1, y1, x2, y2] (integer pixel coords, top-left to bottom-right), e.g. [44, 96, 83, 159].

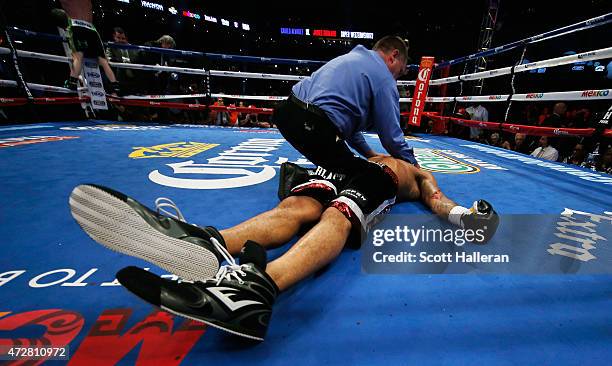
[289, 94, 328, 119]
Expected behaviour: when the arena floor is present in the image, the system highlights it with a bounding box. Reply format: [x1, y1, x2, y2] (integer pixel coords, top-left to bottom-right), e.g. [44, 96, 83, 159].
[0, 121, 610, 365]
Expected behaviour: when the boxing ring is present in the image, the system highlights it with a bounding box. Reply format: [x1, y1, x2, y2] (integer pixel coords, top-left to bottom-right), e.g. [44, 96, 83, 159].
[0, 13, 611, 366]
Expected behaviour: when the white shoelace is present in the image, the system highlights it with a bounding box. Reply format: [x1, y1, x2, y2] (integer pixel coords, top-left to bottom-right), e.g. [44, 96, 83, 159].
[209, 237, 247, 285]
[154, 197, 247, 285]
[155, 197, 186, 222]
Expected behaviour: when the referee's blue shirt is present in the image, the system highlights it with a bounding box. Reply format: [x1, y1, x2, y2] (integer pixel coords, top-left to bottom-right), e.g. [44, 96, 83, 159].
[291, 45, 416, 165]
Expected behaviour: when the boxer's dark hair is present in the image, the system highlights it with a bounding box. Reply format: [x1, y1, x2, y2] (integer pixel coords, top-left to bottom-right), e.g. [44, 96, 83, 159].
[373, 36, 409, 61]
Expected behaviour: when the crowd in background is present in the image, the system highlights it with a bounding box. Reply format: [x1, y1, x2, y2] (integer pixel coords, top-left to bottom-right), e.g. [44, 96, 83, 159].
[423, 102, 612, 175]
[95, 25, 612, 176]
[0, 7, 610, 175]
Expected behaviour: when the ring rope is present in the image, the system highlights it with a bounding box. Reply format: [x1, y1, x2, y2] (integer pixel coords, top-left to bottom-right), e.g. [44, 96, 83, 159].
[0, 79, 77, 93]
[3, 45, 609, 87]
[422, 113, 607, 138]
[7, 27, 327, 66]
[0, 96, 89, 106]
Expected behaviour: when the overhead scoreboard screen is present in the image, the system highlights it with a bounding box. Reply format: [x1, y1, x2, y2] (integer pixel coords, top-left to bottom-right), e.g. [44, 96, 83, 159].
[280, 27, 374, 39]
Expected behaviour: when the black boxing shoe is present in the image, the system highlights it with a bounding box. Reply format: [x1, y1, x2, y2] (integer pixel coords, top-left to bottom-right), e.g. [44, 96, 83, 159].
[116, 241, 278, 341]
[460, 199, 500, 244]
[69, 184, 227, 281]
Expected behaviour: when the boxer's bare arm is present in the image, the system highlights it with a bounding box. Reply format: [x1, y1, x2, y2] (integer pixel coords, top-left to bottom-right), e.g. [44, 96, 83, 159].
[414, 168, 460, 219]
[370, 156, 459, 218]
[98, 58, 117, 83]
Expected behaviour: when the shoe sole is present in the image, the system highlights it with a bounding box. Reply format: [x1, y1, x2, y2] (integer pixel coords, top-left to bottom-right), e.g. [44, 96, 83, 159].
[160, 305, 264, 341]
[116, 266, 265, 342]
[69, 184, 219, 281]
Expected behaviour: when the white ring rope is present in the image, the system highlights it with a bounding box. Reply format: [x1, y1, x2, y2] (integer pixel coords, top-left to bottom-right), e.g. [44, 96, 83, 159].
[114, 90, 610, 103]
[110, 61, 207, 75]
[0, 79, 75, 93]
[1, 46, 610, 103]
[0, 48, 71, 64]
[209, 93, 288, 101]
[2, 80, 608, 103]
[208, 70, 306, 81]
[429, 46, 612, 85]
[2, 46, 609, 87]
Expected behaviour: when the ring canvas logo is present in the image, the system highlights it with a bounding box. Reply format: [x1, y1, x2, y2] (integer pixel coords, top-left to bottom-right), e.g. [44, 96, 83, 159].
[0, 136, 79, 148]
[414, 149, 480, 174]
[547, 208, 612, 262]
[148, 138, 286, 189]
[61, 124, 169, 131]
[129, 142, 219, 159]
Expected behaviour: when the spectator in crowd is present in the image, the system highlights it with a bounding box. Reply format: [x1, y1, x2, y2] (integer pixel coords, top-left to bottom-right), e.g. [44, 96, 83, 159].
[537, 106, 550, 125]
[465, 103, 489, 141]
[474, 131, 488, 145]
[531, 136, 559, 161]
[105, 27, 139, 96]
[140, 35, 179, 121]
[572, 108, 591, 129]
[210, 97, 230, 126]
[239, 105, 259, 127]
[423, 119, 434, 134]
[255, 115, 272, 128]
[141, 35, 177, 92]
[237, 104, 273, 128]
[106, 27, 133, 62]
[449, 107, 471, 140]
[562, 143, 587, 166]
[541, 102, 567, 128]
[502, 133, 532, 154]
[488, 132, 503, 148]
[228, 102, 240, 126]
[595, 147, 612, 174]
[523, 104, 540, 125]
[156, 35, 176, 49]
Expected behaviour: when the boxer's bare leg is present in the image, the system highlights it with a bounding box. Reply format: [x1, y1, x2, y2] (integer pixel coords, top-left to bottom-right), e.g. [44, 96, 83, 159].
[70, 51, 84, 78]
[266, 207, 351, 291]
[220, 196, 323, 255]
